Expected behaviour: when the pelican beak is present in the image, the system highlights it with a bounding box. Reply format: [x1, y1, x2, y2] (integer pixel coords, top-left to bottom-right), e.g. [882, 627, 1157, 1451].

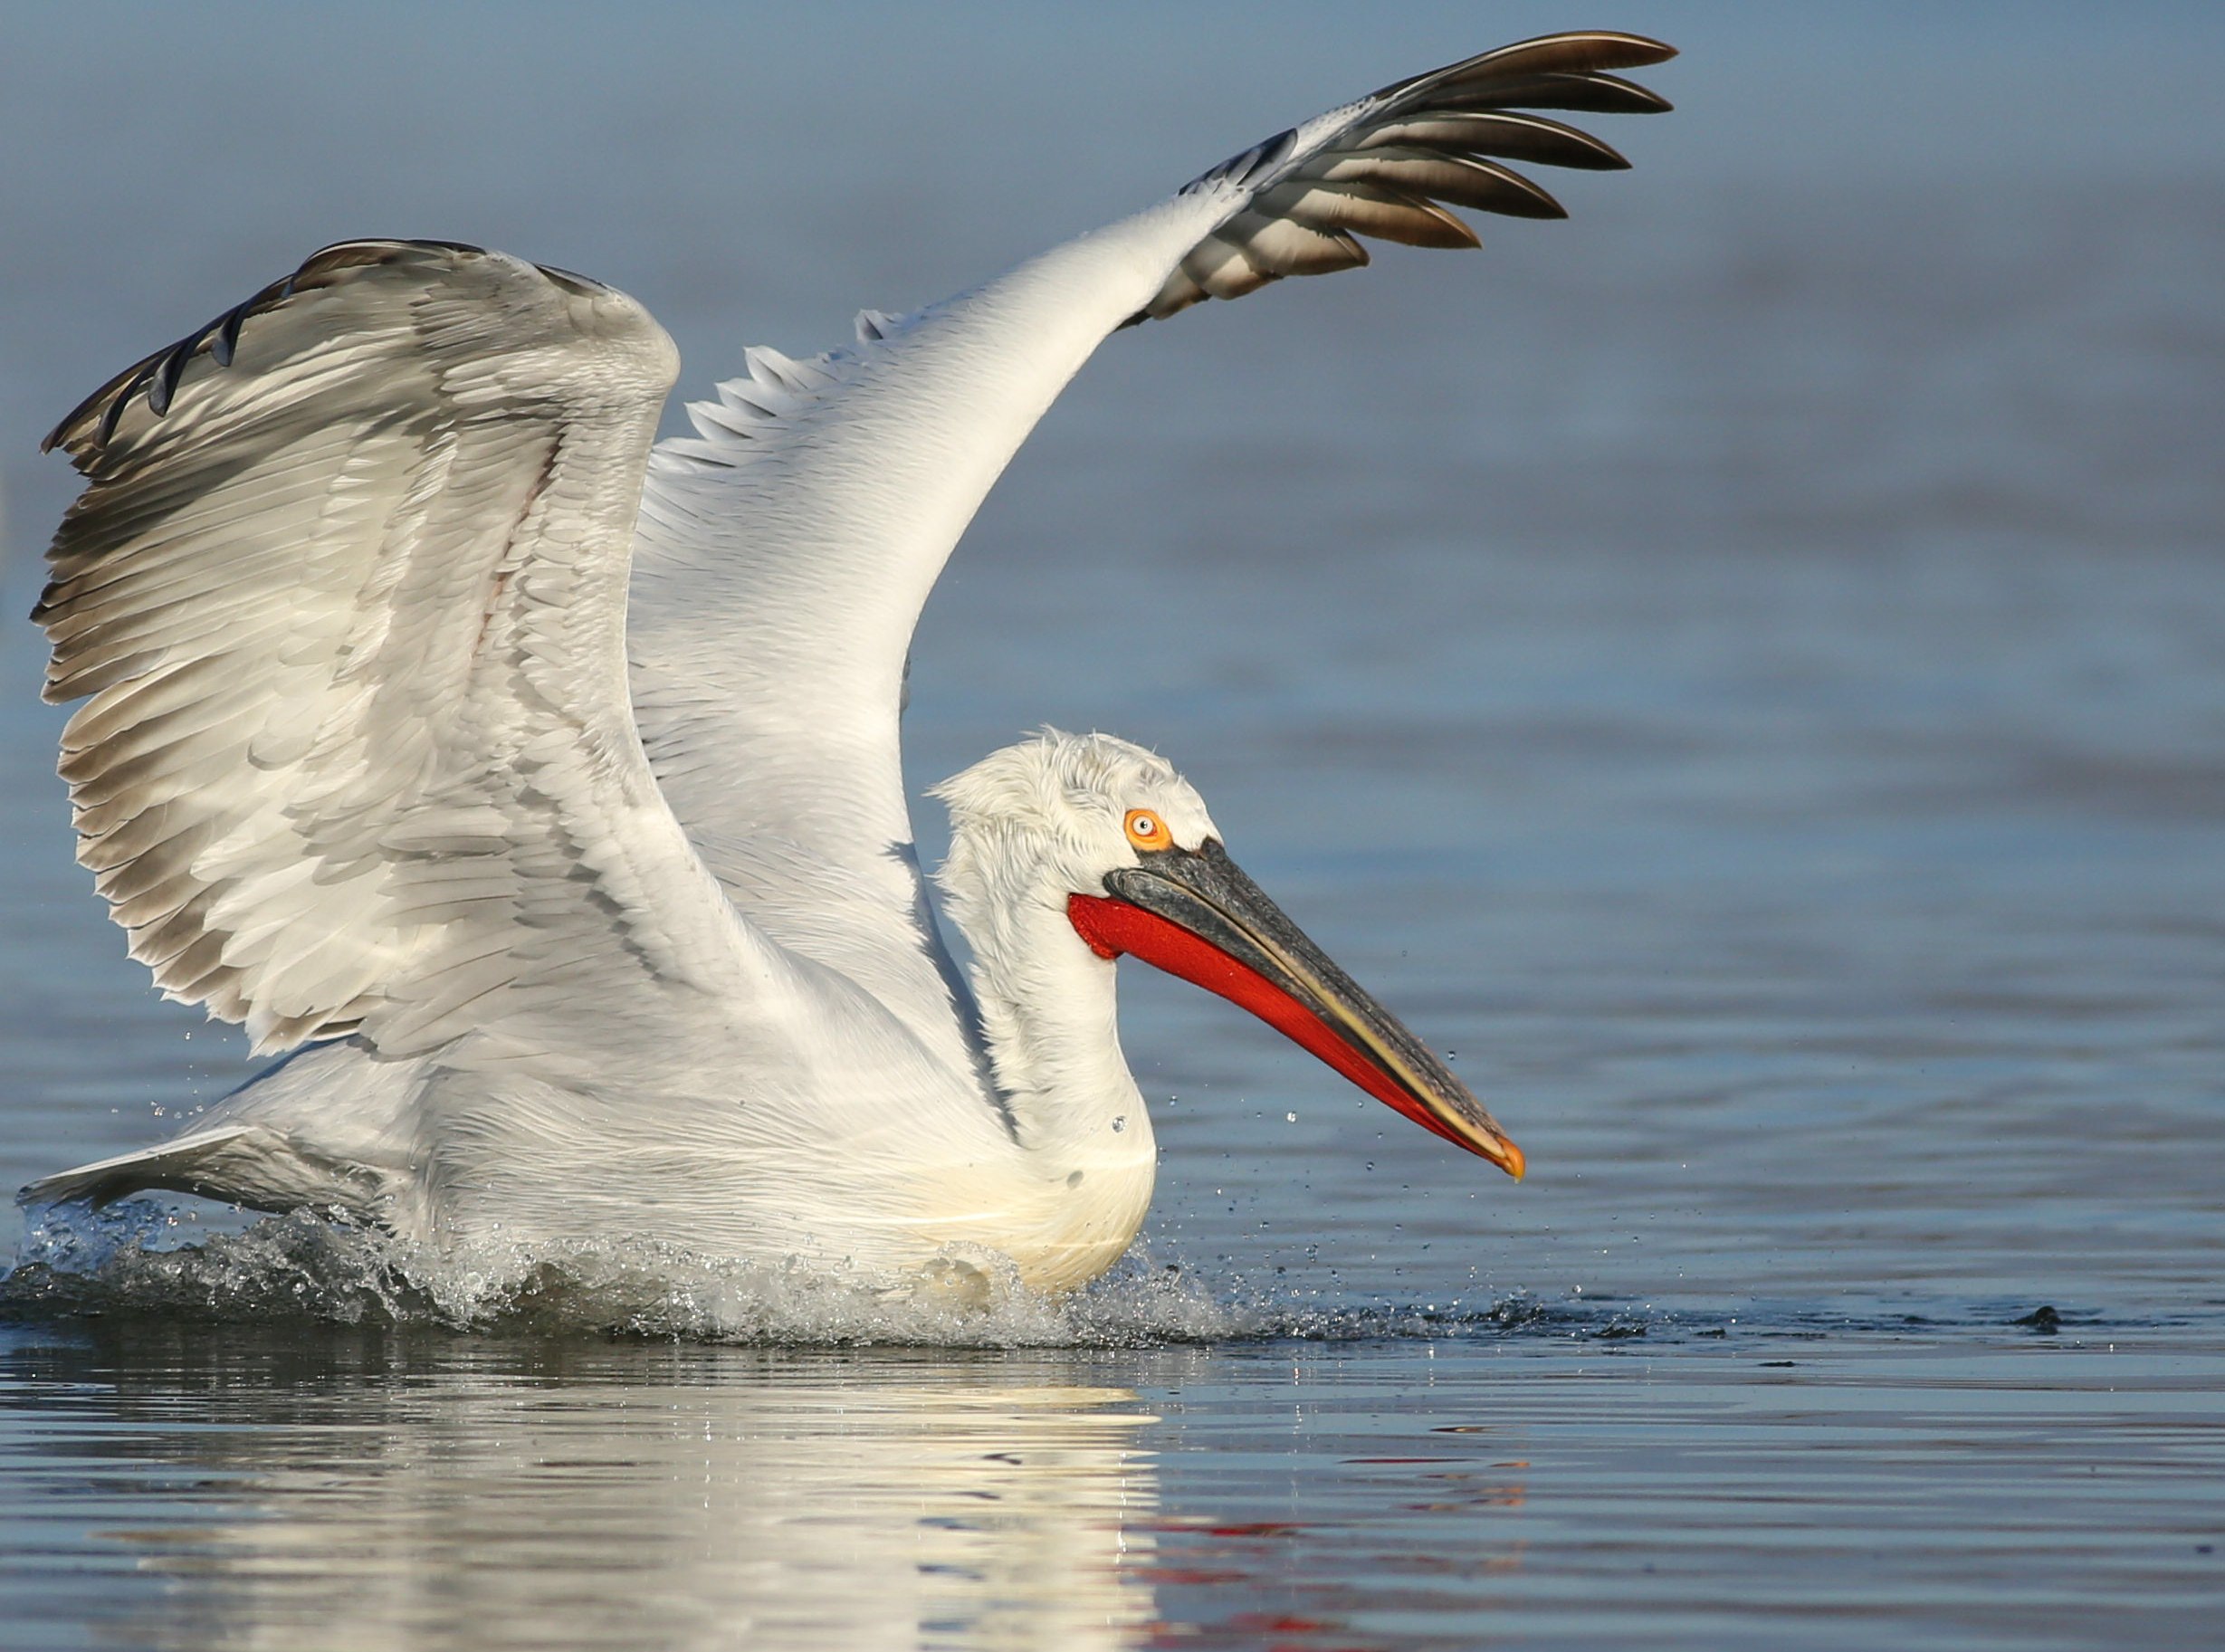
[1067, 839, 1523, 1179]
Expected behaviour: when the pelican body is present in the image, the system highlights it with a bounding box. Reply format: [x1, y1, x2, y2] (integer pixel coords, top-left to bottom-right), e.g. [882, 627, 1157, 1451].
[23, 34, 1672, 1290]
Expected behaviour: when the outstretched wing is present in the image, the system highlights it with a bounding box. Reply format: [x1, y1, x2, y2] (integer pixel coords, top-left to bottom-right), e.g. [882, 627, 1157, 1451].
[38, 241, 786, 1061]
[628, 32, 1672, 1054]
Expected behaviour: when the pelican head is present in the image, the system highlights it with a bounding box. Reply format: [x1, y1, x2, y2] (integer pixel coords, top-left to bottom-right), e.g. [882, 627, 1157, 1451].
[933, 730, 1524, 1179]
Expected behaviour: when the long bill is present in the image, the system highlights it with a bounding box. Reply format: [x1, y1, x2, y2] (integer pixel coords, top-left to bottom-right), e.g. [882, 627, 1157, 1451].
[1066, 838, 1523, 1179]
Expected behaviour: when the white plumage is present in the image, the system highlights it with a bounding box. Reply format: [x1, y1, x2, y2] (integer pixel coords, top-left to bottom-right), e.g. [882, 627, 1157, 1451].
[25, 33, 1672, 1290]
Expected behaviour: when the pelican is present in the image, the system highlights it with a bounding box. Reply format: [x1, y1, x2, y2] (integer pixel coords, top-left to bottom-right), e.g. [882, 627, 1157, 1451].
[23, 33, 1672, 1292]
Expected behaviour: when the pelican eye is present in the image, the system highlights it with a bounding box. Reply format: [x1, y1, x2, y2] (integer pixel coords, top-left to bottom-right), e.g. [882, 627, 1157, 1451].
[1123, 808, 1169, 851]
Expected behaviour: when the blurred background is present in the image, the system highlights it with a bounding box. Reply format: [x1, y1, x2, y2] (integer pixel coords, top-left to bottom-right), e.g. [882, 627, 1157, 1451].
[0, 0, 2220, 1314]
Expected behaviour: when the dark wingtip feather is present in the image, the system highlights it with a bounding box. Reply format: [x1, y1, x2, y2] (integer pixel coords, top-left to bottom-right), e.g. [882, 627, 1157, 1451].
[1442, 71, 1674, 119]
[1459, 31, 1677, 79]
[1382, 32, 1676, 107]
[43, 237, 492, 462]
[211, 297, 252, 366]
[146, 337, 195, 417]
[1462, 158, 1568, 220]
[1137, 31, 1670, 329]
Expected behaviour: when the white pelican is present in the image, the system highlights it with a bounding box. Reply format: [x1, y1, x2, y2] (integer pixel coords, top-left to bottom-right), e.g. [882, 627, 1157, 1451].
[23, 33, 1672, 1291]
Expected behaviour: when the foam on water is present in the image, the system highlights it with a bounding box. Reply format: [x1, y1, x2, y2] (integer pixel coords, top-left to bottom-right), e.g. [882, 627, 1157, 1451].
[1, 1202, 1206, 1345]
[5, 1201, 2121, 1355]
[0, 1200, 1702, 1349]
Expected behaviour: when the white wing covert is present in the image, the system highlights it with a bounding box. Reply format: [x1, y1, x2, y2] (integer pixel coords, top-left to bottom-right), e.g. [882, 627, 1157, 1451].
[38, 240, 781, 1061]
[630, 32, 1673, 1053]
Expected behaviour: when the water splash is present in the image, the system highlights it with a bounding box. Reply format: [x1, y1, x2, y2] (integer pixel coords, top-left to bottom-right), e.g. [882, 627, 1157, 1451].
[0, 1199, 1661, 1348]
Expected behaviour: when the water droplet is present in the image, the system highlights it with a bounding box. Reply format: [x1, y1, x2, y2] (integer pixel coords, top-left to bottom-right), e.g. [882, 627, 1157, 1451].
[1284, 1112, 1297, 1123]
[1111, 1115, 1127, 1133]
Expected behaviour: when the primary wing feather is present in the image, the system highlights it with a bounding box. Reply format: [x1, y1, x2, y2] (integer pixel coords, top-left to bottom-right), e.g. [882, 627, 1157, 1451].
[1133, 31, 1673, 319]
[39, 240, 778, 1061]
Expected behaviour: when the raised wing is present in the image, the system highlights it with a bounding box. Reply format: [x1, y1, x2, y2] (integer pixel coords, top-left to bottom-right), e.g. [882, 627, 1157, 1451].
[38, 241, 783, 1061]
[629, 32, 1673, 1054]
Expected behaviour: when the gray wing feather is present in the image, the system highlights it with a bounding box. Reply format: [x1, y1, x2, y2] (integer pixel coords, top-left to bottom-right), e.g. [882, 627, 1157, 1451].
[38, 240, 775, 1058]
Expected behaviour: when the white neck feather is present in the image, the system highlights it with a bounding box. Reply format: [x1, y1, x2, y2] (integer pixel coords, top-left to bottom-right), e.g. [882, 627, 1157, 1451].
[934, 820, 1153, 1165]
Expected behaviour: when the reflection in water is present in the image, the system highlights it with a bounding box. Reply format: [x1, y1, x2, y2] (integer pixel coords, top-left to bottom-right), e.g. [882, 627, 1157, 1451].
[6, 1327, 1159, 1652]
[11, 1320, 2225, 1650]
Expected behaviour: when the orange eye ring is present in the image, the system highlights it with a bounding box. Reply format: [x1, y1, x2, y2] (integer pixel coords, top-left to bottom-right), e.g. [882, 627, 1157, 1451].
[1123, 808, 1170, 851]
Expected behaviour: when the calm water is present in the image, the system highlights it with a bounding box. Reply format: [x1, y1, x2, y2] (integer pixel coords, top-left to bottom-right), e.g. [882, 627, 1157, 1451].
[2, 5, 2221, 1647]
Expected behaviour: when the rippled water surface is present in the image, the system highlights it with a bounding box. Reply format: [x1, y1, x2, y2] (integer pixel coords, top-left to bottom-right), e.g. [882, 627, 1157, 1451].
[5, 1323, 2218, 1652]
[2, 4, 2222, 1647]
